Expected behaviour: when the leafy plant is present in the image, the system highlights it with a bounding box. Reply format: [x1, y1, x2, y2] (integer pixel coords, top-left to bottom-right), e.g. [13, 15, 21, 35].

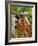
[10, 5, 32, 16]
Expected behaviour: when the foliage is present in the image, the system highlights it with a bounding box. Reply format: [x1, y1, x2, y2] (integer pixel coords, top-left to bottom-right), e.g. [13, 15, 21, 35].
[10, 5, 32, 16]
[10, 5, 32, 24]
